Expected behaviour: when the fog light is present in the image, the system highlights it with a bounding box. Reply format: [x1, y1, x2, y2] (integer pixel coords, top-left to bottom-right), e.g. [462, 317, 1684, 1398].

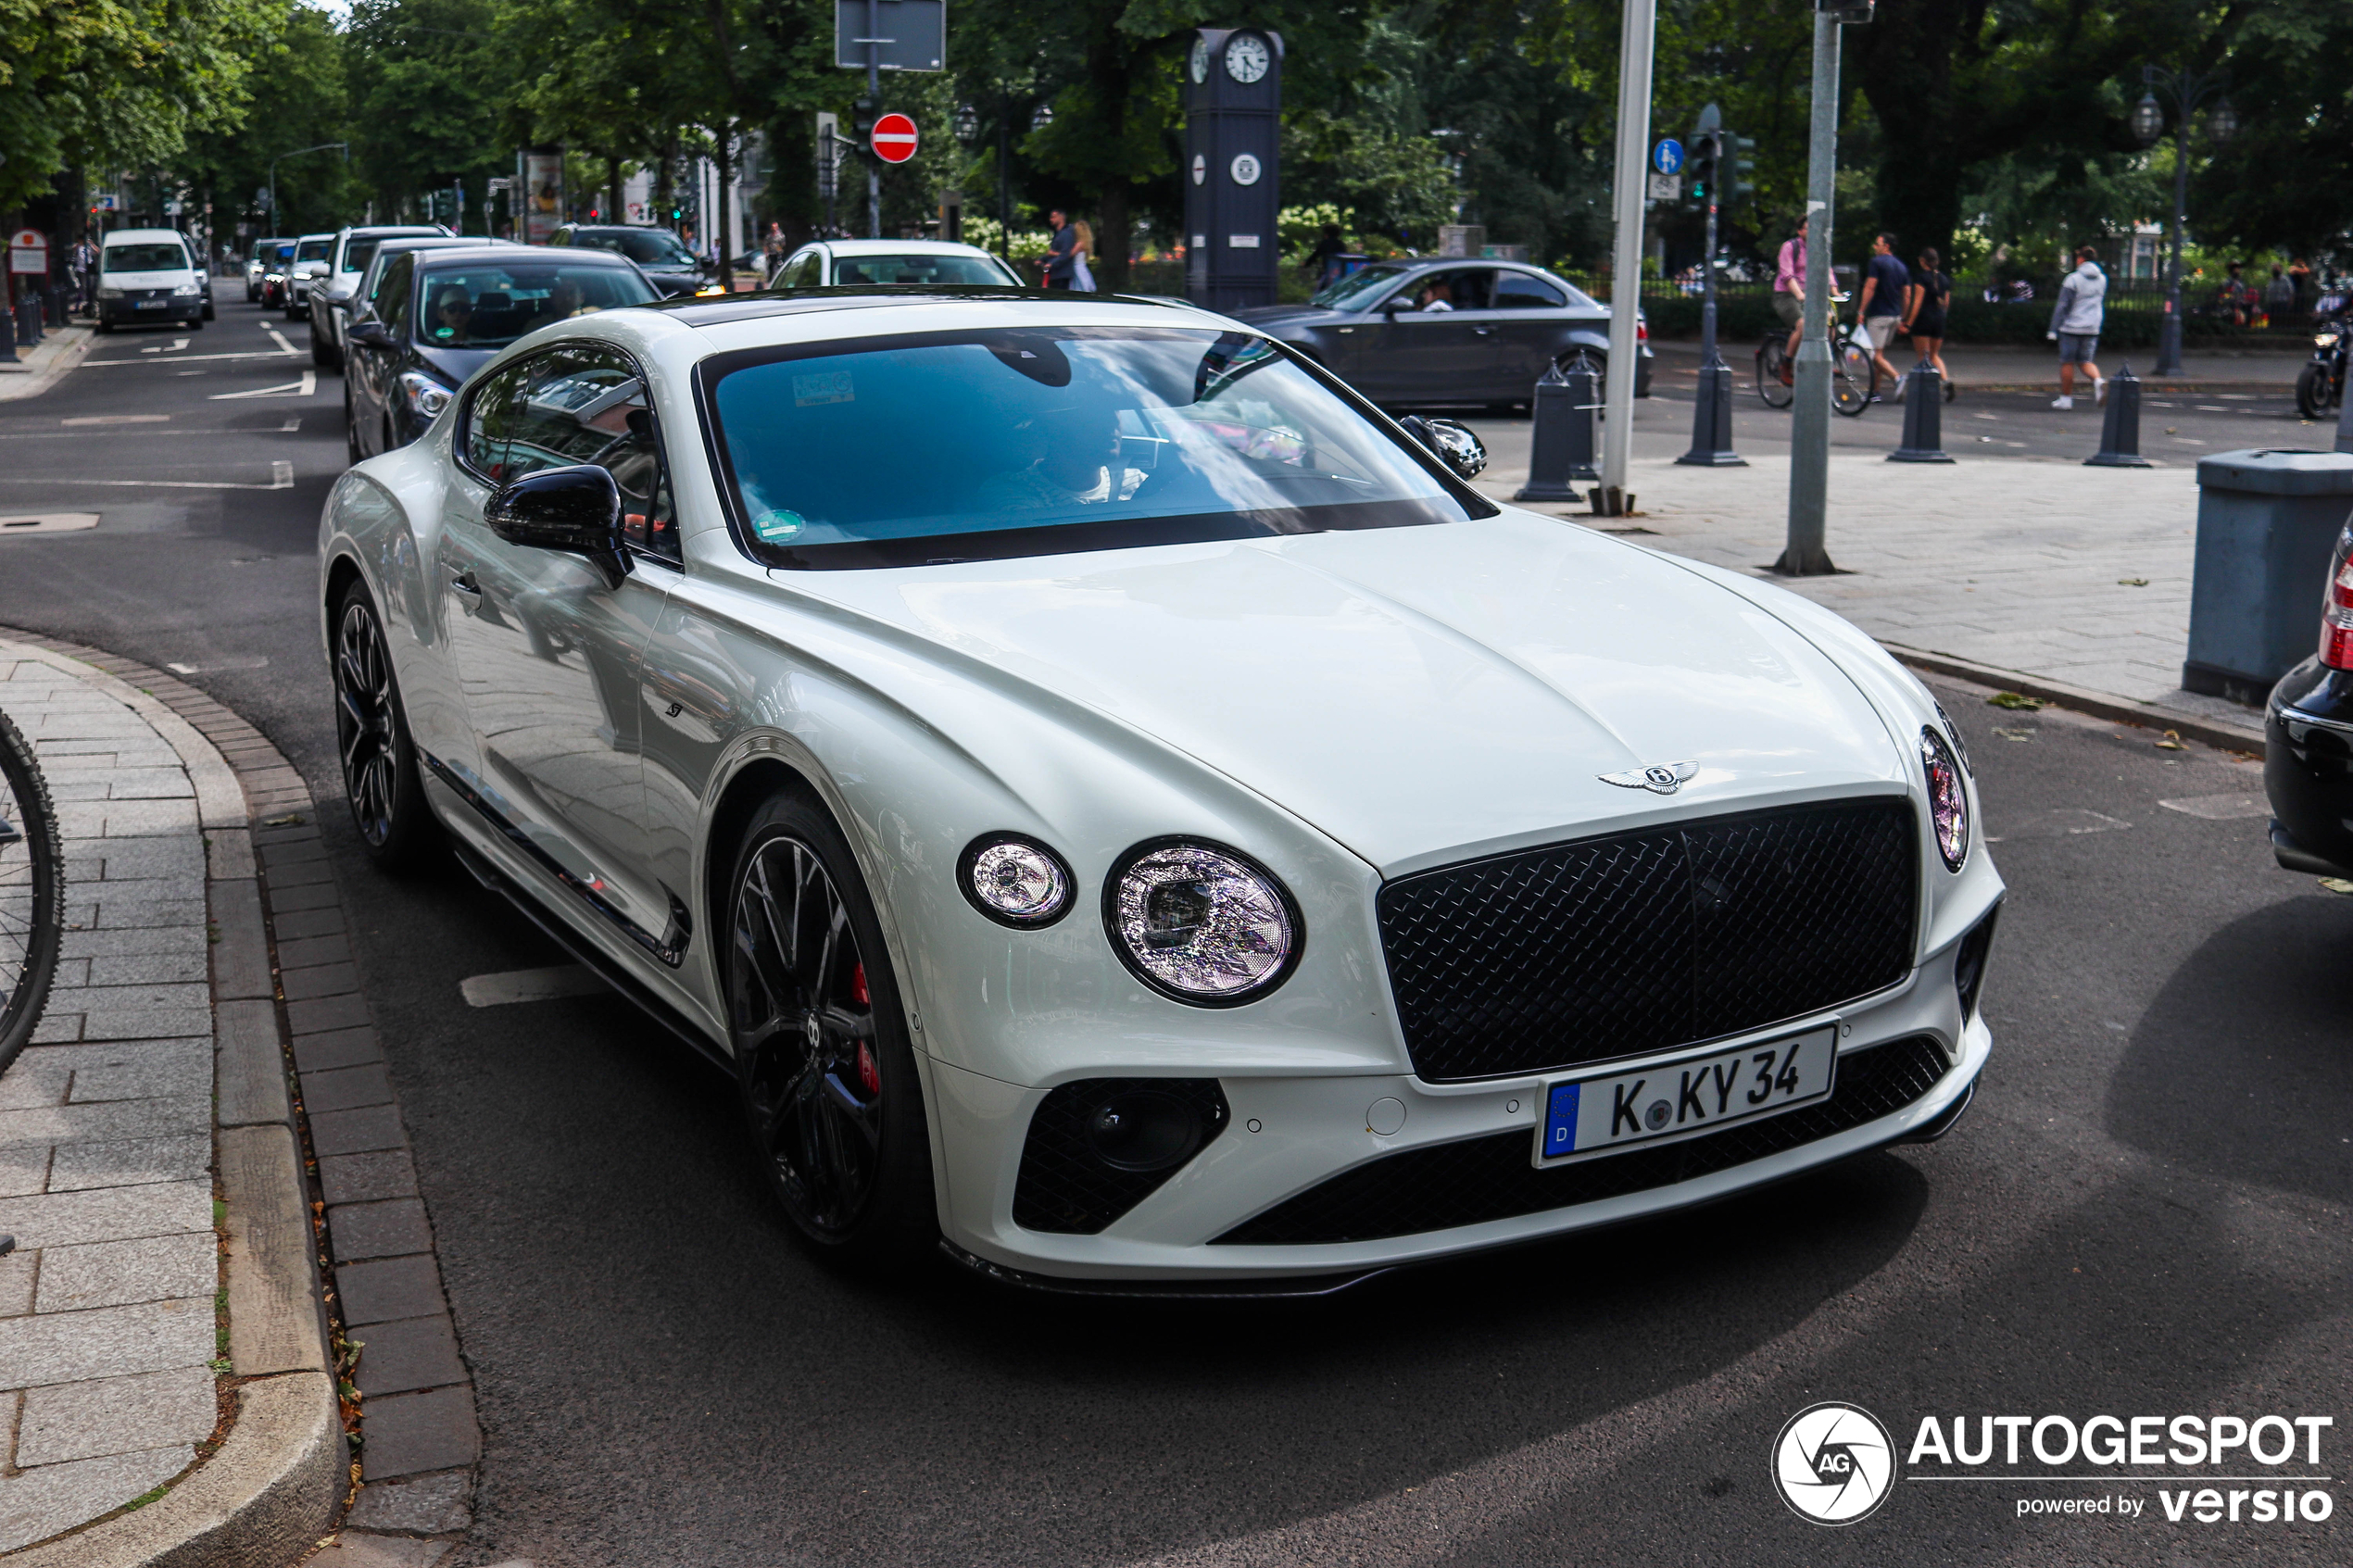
[1085, 1090, 1204, 1172]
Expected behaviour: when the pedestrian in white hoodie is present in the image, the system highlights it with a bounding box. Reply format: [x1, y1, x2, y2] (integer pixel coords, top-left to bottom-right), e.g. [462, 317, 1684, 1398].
[2047, 245, 2107, 409]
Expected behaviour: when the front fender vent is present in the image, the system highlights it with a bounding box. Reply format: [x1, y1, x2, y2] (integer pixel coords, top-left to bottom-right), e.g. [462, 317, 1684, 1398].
[1012, 1078, 1229, 1235]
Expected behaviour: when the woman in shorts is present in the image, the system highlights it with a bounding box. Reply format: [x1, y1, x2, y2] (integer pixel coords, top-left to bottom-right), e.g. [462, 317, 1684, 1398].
[1903, 246, 1952, 395]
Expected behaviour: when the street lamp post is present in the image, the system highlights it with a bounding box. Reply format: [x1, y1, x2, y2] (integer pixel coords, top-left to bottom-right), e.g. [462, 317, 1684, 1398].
[2133, 66, 2235, 377]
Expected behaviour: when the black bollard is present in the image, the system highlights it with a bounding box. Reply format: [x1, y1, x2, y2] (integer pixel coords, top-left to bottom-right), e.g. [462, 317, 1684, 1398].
[2085, 361, 2153, 468]
[1676, 345, 1746, 466]
[1515, 352, 1601, 501]
[1888, 357, 1954, 463]
[0, 292, 14, 363]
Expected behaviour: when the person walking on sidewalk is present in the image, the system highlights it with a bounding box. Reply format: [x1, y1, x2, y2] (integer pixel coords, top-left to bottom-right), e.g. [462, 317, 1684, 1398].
[1903, 245, 1953, 392]
[1041, 210, 1076, 290]
[2047, 244, 2108, 409]
[1772, 214, 1808, 372]
[1856, 232, 1910, 402]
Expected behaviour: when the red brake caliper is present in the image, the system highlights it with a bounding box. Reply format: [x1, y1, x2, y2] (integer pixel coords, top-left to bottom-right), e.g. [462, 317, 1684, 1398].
[850, 963, 879, 1095]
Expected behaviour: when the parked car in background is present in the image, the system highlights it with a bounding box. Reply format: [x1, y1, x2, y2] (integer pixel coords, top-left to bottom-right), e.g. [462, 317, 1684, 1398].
[94, 230, 208, 333]
[285, 232, 334, 320]
[246, 238, 291, 303]
[259, 241, 298, 309]
[769, 239, 1022, 289]
[341, 244, 660, 462]
[2266, 518, 2353, 879]
[545, 223, 711, 297]
[1233, 258, 1653, 408]
[309, 224, 451, 370]
[348, 236, 515, 332]
[315, 292, 1995, 1288]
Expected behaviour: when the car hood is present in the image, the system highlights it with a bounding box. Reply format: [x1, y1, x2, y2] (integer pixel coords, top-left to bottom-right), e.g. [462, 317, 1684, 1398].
[789, 510, 1907, 875]
[1228, 304, 1359, 333]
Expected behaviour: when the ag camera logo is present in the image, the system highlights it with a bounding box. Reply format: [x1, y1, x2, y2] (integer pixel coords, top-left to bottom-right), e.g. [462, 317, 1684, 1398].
[1773, 1402, 1897, 1524]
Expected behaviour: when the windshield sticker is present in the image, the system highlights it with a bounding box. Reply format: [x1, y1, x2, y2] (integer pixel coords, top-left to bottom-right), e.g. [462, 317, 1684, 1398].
[793, 370, 855, 407]
[752, 508, 806, 542]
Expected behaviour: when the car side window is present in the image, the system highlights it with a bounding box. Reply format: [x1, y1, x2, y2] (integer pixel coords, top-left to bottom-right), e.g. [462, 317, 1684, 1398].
[375, 256, 414, 329]
[1492, 271, 1567, 310]
[466, 345, 680, 562]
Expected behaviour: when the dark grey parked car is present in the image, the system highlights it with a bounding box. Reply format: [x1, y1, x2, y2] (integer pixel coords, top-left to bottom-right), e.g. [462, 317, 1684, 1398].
[1233, 259, 1652, 408]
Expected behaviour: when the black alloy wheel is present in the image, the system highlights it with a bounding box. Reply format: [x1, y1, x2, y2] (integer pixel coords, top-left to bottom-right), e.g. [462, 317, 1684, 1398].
[726, 795, 935, 1269]
[333, 585, 434, 869]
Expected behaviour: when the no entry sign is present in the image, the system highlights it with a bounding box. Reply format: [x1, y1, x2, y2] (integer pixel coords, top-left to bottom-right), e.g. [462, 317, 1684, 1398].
[870, 113, 919, 165]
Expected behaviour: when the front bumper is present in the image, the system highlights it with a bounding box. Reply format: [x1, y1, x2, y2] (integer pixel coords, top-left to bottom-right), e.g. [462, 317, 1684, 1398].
[96, 296, 198, 323]
[930, 928, 1994, 1284]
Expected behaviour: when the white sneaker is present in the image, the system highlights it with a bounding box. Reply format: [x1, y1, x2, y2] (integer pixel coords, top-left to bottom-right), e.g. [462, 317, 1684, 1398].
[2095, 378, 2108, 405]
[1893, 373, 1909, 400]
[2052, 395, 2075, 410]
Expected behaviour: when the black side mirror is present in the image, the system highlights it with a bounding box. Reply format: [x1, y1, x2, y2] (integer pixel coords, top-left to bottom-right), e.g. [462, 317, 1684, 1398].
[484, 464, 630, 586]
[1397, 416, 1489, 480]
[346, 319, 393, 348]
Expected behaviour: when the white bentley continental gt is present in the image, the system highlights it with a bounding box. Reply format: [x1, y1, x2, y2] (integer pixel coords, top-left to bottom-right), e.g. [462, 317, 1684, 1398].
[318, 291, 2003, 1293]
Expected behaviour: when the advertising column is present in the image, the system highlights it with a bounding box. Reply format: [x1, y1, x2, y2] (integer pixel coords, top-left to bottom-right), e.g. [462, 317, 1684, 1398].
[523, 147, 564, 245]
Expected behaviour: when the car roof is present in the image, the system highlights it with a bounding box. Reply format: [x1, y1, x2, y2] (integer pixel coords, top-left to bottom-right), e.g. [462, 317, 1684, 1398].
[410, 245, 636, 268]
[817, 239, 1006, 258]
[635, 289, 1231, 338]
[562, 225, 675, 235]
[295, 232, 335, 244]
[103, 230, 190, 245]
[337, 225, 448, 239]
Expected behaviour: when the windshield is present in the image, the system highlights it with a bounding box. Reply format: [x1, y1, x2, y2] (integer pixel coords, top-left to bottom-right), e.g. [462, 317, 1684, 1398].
[296, 239, 332, 263]
[576, 230, 697, 267]
[832, 252, 1018, 287]
[706, 327, 1477, 569]
[269, 245, 295, 267]
[414, 263, 659, 349]
[340, 239, 384, 275]
[1311, 264, 1412, 309]
[105, 244, 190, 273]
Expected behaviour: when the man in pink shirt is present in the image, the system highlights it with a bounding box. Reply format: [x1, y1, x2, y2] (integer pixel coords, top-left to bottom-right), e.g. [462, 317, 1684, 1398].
[1774, 216, 1808, 372]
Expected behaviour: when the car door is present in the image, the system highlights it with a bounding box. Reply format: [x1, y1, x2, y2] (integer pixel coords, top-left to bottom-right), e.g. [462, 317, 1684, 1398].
[1353, 269, 1495, 403]
[1489, 269, 1577, 393]
[348, 255, 412, 457]
[438, 344, 686, 964]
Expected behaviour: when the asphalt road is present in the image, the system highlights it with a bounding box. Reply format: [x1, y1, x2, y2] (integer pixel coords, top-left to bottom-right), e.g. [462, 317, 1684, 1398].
[2, 295, 2346, 1565]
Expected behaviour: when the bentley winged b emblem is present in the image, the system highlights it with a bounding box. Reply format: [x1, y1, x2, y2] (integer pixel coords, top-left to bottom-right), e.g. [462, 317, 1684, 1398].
[1599, 760, 1699, 796]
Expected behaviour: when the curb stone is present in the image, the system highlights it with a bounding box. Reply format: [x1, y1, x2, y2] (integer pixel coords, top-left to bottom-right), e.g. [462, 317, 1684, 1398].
[1881, 643, 2267, 757]
[0, 631, 480, 1566]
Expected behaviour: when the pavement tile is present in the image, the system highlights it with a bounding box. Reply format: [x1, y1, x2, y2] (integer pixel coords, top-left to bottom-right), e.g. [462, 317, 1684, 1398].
[0, 1444, 192, 1552]
[357, 1385, 479, 1479]
[98, 800, 200, 837]
[282, 961, 361, 1002]
[84, 949, 208, 987]
[98, 768, 194, 800]
[343, 1469, 472, 1534]
[16, 1366, 216, 1465]
[36, 1234, 217, 1313]
[308, 1534, 454, 1568]
[0, 1098, 208, 1152]
[335, 1255, 444, 1326]
[0, 1150, 48, 1199]
[310, 1104, 407, 1159]
[350, 1314, 467, 1397]
[319, 1149, 419, 1208]
[292, 1026, 383, 1073]
[326, 1198, 434, 1264]
[275, 933, 353, 971]
[0, 1054, 72, 1110]
[271, 907, 347, 941]
[74, 1003, 213, 1040]
[90, 898, 208, 933]
[69, 1043, 214, 1101]
[302, 1062, 394, 1113]
[0, 1182, 212, 1249]
[57, 925, 208, 960]
[0, 1297, 213, 1387]
[266, 881, 342, 913]
[287, 993, 371, 1035]
[0, 1254, 36, 1315]
[47, 1134, 212, 1194]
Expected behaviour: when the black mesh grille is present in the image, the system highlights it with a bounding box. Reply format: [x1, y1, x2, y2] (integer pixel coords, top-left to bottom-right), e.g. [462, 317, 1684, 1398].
[1012, 1078, 1229, 1235]
[1378, 798, 1919, 1082]
[1214, 1035, 1951, 1246]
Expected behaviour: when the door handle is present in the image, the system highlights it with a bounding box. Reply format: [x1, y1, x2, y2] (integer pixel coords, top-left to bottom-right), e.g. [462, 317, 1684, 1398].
[1472, 326, 1497, 336]
[449, 570, 481, 597]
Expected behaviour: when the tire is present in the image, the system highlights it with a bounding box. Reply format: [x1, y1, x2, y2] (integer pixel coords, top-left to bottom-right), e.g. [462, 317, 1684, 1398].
[1832, 341, 1872, 418]
[202, 302, 215, 321]
[332, 583, 436, 871]
[0, 708, 65, 1073]
[2297, 363, 2332, 420]
[95, 320, 114, 335]
[312, 335, 333, 370]
[185, 319, 204, 332]
[724, 791, 937, 1273]
[1755, 340, 1794, 408]
[1553, 350, 1606, 386]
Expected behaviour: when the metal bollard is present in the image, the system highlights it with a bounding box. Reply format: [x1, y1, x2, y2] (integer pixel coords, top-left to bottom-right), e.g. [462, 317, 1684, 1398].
[0, 294, 14, 361]
[1515, 352, 1601, 501]
[1888, 358, 1954, 463]
[2085, 362, 2153, 469]
[1676, 345, 1746, 467]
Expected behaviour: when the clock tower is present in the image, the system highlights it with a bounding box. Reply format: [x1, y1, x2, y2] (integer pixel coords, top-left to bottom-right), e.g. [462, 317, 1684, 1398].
[1182, 28, 1282, 311]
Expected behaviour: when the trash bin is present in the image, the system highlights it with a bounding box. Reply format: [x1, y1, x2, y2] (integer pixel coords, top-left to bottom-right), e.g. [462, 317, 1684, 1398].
[2185, 448, 2353, 704]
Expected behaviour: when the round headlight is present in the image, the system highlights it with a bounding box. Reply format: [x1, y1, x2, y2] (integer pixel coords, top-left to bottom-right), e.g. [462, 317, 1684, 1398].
[959, 834, 1072, 927]
[1106, 841, 1300, 1004]
[1921, 727, 1969, 870]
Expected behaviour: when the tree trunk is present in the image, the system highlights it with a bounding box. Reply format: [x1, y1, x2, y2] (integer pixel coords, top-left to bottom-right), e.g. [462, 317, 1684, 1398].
[654, 133, 676, 231]
[711, 120, 735, 278]
[1086, 21, 1130, 293]
[1097, 180, 1129, 294]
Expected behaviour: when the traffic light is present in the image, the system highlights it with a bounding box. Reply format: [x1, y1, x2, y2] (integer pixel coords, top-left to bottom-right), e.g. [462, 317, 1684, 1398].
[1725, 134, 1757, 205]
[1686, 128, 1721, 208]
[852, 98, 879, 162]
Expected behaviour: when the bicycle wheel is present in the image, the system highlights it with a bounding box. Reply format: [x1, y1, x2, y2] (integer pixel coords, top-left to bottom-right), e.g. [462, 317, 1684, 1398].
[0, 707, 64, 1072]
[1756, 340, 1794, 408]
[1832, 341, 1872, 418]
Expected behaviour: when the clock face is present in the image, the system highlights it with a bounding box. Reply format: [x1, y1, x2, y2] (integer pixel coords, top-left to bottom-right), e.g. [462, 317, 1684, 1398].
[1225, 32, 1271, 84]
[1189, 37, 1210, 84]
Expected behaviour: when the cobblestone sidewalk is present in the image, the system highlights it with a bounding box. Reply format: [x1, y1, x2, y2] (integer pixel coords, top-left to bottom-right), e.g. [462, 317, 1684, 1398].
[0, 643, 230, 1548]
[1473, 451, 2265, 740]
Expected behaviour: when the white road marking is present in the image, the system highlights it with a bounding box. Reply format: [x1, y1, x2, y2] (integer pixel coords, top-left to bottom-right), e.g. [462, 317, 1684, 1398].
[60, 414, 170, 426]
[0, 513, 101, 534]
[207, 371, 315, 401]
[459, 965, 605, 1008]
[2158, 793, 2270, 820]
[265, 326, 297, 355]
[0, 461, 295, 492]
[85, 348, 301, 367]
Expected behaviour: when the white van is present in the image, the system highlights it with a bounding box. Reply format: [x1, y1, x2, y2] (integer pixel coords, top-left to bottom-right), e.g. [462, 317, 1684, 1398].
[95, 229, 208, 333]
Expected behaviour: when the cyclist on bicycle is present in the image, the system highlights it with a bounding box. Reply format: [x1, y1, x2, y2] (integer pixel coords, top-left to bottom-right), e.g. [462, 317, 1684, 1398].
[1773, 215, 1808, 373]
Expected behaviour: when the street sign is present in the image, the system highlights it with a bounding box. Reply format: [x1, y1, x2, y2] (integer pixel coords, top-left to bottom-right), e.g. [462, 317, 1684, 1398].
[1652, 138, 1683, 175]
[870, 112, 918, 164]
[834, 0, 943, 72]
[9, 230, 47, 275]
[1646, 173, 1681, 203]
[815, 111, 840, 198]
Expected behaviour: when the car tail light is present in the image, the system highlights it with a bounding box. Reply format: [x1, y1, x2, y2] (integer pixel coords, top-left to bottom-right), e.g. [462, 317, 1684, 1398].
[1636, 317, 1650, 344]
[2321, 527, 2353, 669]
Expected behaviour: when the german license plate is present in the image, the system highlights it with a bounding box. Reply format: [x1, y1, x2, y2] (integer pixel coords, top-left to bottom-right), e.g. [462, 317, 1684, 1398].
[133, 299, 169, 309]
[1534, 1024, 1838, 1167]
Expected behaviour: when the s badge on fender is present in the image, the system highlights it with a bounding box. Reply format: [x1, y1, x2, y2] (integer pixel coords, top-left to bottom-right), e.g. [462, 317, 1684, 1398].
[1598, 760, 1699, 795]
